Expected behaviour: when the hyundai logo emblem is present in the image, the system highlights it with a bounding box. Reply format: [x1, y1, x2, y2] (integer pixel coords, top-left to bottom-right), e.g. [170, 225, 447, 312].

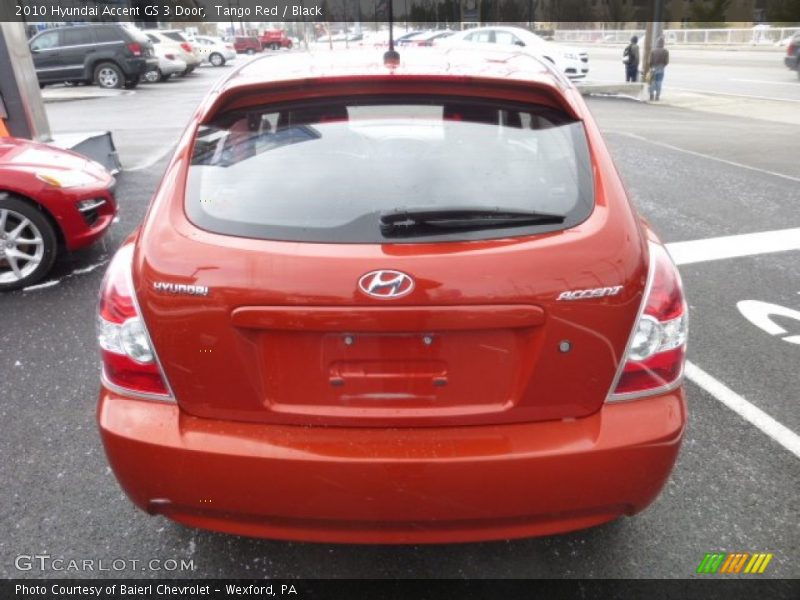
[358, 270, 414, 299]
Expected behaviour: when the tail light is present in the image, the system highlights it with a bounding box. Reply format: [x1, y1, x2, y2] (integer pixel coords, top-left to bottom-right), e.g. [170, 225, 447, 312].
[180, 42, 193, 53]
[127, 42, 142, 56]
[97, 244, 172, 399]
[608, 242, 688, 400]
[788, 42, 796, 56]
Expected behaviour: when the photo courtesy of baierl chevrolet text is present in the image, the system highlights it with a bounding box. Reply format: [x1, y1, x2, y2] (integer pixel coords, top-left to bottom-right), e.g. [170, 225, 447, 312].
[0, 1, 798, 599]
[16, 583, 298, 597]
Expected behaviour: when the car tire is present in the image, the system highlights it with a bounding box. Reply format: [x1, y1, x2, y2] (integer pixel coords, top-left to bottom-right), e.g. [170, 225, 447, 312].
[0, 194, 58, 292]
[246, 48, 255, 55]
[159, 72, 172, 82]
[210, 52, 225, 67]
[143, 68, 161, 84]
[93, 62, 124, 89]
[286, 42, 293, 49]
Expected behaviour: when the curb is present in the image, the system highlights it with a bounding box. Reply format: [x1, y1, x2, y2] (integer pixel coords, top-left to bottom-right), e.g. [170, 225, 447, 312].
[42, 88, 134, 103]
[576, 82, 645, 100]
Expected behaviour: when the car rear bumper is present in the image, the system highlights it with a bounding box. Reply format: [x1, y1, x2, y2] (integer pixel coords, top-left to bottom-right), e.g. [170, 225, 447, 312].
[158, 58, 187, 76]
[98, 387, 686, 544]
[124, 57, 158, 77]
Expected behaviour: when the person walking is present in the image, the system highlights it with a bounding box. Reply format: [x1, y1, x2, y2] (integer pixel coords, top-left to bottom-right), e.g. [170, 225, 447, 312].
[623, 36, 640, 82]
[649, 36, 670, 101]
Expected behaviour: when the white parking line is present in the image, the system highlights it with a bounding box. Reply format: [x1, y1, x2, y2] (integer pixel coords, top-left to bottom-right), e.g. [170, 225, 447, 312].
[666, 228, 800, 265]
[612, 131, 800, 183]
[729, 78, 800, 87]
[670, 87, 800, 104]
[684, 362, 800, 459]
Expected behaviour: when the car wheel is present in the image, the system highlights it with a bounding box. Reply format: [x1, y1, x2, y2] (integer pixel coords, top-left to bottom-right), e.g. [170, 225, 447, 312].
[93, 62, 123, 89]
[159, 72, 172, 82]
[210, 52, 225, 67]
[0, 194, 58, 292]
[143, 68, 161, 84]
[246, 48, 255, 55]
[286, 42, 293, 49]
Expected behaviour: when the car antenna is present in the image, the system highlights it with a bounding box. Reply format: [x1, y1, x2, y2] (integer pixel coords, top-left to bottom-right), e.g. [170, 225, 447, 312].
[383, 0, 400, 66]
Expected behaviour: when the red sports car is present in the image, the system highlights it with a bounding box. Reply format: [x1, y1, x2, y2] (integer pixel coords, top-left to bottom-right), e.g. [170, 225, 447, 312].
[97, 48, 688, 544]
[0, 136, 117, 291]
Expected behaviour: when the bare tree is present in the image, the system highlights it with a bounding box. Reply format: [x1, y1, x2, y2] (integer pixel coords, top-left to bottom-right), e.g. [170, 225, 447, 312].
[604, 0, 633, 27]
[689, 0, 732, 25]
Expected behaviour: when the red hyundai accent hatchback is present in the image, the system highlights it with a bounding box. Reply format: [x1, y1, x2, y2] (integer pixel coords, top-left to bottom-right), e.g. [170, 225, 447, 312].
[97, 48, 688, 543]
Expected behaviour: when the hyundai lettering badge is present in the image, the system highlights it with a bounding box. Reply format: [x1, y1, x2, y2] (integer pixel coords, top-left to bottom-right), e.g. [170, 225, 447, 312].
[358, 270, 414, 299]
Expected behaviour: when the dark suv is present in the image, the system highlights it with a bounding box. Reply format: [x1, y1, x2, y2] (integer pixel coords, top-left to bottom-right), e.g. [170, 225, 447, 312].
[29, 24, 157, 89]
[786, 33, 800, 80]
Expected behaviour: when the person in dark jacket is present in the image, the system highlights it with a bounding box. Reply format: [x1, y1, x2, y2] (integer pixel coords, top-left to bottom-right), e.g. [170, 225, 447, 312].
[649, 37, 670, 101]
[623, 36, 640, 82]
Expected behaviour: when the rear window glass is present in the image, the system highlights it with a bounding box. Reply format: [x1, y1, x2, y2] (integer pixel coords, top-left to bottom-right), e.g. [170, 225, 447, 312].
[123, 26, 152, 45]
[185, 96, 594, 243]
[163, 31, 187, 42]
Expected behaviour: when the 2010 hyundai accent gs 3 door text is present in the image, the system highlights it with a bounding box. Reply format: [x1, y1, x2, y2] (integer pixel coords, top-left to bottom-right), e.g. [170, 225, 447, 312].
[96, 48, 688, 544]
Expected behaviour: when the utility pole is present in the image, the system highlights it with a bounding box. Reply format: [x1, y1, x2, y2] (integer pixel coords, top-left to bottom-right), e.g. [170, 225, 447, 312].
[644, 0, 665, 76]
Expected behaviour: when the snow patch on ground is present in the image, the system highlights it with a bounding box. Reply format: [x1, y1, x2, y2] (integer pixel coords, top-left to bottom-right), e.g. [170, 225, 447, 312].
[22, 258, 109, 292]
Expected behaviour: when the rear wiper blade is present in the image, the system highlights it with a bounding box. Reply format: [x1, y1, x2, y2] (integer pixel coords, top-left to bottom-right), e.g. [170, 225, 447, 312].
[379, 206, 566, 236]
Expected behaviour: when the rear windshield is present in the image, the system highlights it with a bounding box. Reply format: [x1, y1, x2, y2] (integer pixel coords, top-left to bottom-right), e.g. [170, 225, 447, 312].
[121, 24, 150, 45]
[162, 31, 187, 42]
[185, 96, 594, 243]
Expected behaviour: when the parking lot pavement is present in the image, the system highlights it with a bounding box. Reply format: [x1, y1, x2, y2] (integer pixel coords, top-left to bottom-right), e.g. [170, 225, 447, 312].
[679, 252, 800, 433]
[587, 97, 800, 185]
[42, 62, 246, 170]
[0, 81, 798, 580]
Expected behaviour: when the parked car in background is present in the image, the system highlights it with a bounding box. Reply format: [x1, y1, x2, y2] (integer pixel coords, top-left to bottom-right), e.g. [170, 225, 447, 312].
[233, 36, 262, 55]
[28, 24, 157, 89]
[443, 26, 590, 79]
[260, 29, 293, 50]
[402, 30, 455, 47]
[0, 136, 116, 291]
[395, 31, 426, 46]
[141, 44, 187, 83]
[144, 30, 200, 75]
[423, 31, 455, 46]
[191, 35, 237, 66]
[96, 47, 687, 544]
[785, 33, 800, 79]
